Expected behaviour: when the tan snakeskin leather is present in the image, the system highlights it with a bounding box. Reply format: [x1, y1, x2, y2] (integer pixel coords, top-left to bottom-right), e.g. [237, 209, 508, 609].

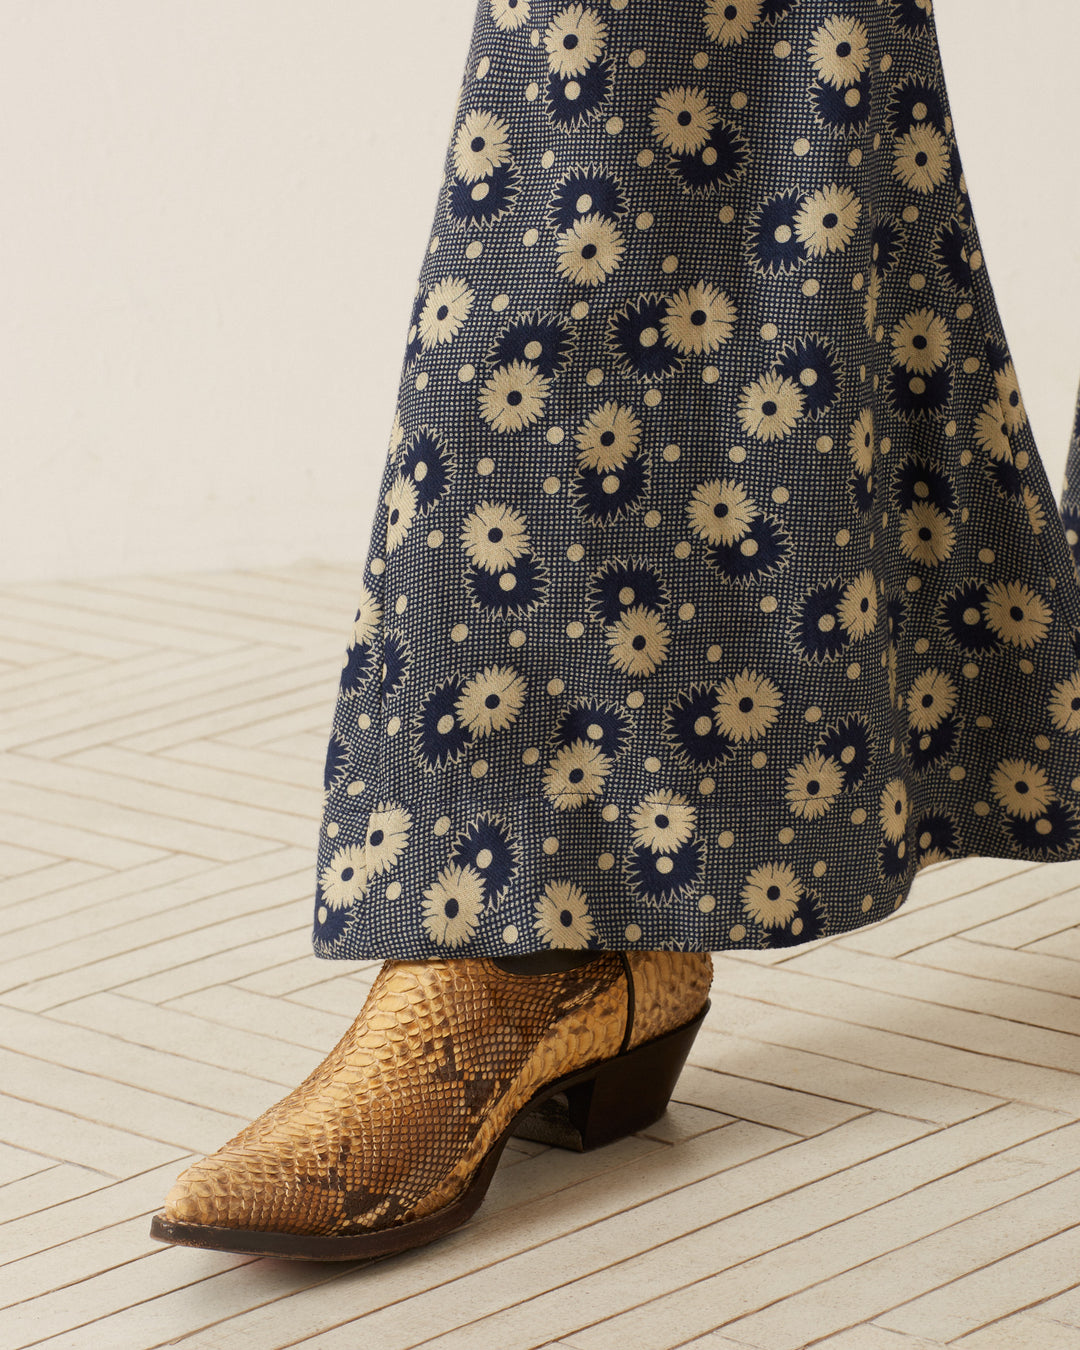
[162, 950, 712, 1238]
[625, 951, 713, 1050]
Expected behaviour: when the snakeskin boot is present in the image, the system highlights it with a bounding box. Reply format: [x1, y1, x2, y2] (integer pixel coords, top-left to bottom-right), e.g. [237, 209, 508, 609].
[149, 949, 712, 1260]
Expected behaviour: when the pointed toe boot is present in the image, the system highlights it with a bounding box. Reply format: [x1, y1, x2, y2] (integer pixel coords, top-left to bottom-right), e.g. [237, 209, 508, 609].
[150, 949, 712, 1261]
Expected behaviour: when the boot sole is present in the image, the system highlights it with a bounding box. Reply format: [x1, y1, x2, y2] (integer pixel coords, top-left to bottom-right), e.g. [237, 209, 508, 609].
[148, 998, 709, 1262]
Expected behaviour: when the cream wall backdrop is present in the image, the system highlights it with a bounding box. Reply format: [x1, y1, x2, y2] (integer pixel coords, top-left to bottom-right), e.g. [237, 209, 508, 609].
[3, 0, 1079, 582]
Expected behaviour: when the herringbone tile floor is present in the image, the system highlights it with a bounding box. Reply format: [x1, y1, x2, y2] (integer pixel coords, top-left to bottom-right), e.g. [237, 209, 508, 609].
[1, 564, 1079, 1350]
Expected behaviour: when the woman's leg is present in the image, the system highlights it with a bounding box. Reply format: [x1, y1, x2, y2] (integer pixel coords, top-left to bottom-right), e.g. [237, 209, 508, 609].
[154, 0, 1080, 1260]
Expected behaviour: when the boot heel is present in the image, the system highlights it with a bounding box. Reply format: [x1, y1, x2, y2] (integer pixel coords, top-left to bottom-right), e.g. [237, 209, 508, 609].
[511, 999, 709, 1152]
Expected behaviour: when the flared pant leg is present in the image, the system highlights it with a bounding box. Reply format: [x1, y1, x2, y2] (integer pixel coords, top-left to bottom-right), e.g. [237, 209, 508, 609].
[309, 0, 1080, 964]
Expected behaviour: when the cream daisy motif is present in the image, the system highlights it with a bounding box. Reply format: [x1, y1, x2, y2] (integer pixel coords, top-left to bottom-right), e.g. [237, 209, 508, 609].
[491, 0, 531, 30]
[741, 860, 802, 928]
[605, 605, 672, 676]
[478, 360, 552, 432]
[703, 0, 764, 46]
[460, 500, 531, 571]
[737, 371, 805, 441]
[544, 4, 608, 78]
[388, 406, 404, 462]
[686, 478, 756, 546]
[990, 758, 1055, 819]
[1048, 673, 1080, 734]
[662, 282, 737, 355]
[899, 502, 955, 567]
[455, 665, 528, 735]
[713, 668, 783, 740]
[848, 408, 875, 474]
[808, 15, 870, 87]
[631, 789, 697, 852]
[418, 277, 474, 349]
[543, 738, 613, 808]
[351, 580, 382, 648]
[650, 87, 719, 155]
[555, 214, 625, 286]
[983, 581, 1052, 648]
[383, 475, 418, 554]
[1023, 485, 1046, 534]
[786, 750, 845, 819]
[421, 863, 485, 947]
[906, 668, 957, 731]
[893, 124, 950, 194]
[891, 308, 951, 374]
[994, 362, 1028, 432]
[575, 401, 641, 471]
[453, 109, 511, 182]
[534, 879, 597, 948]
[363, 804, 412, 874]
[973, 400, 1013, 461]
[879, 779, 910, 842]
[838, 569, 878, 638]
[319, 845, 368, 910]
[794, 184, 861, 256]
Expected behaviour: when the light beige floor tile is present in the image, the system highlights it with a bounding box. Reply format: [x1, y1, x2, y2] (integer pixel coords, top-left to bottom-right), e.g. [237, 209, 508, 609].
[698, 992, 1080, 1116]
[3, 900, 306, 1012]
[163, 984, 348, 1052]
[952, 1311, 1080, 1348]
[0, 753, 318, 850]
[17, 656, 332, 759]
[0, 1143, 60, 1189]
[0, 859, 107, 918]
[709, 957, 1080, 1073]
[835, 860, 1073, 958]
[0, 1093, 187, 1179]
[524, 1110, 1072, 1350]
[0, 646, 259, 738]
[782, 944, 1080, 1036]
[1039, 1287, 1080, 1328]
[0, 1160, 194, 1265]
[0, 854, 211, 950]
[0, 778, 277, 865]
[0, 852, 308, 996]
[71, 744, 318, 817]
[0, 840, 61, 877]
[101, 573, 351, 636]
[0, 809, 166, 873]
[801, 1329, 948, 1349]
[1026, 929, 1080, 963]
[0, 1245, 260, 1348]
[0, 613, 151, 663]
[0, 1045, 250, 1156]
[675, 1063, 868, 1136]
[165, 738, 318, 788]
[964, 888, 1080, 950]
[117, 680, 333, 756]
[0, 1163, 110, 1227]
[48, 992, 321, 1087]
[0, 1003, 293, 1116]
[902, 936, 1080, 1000]
[876, 1220, 1080, 1342]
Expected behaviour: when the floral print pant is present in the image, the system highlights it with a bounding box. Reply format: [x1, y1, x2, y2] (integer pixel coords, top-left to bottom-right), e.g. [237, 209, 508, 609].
[309, 0, 1080, 961]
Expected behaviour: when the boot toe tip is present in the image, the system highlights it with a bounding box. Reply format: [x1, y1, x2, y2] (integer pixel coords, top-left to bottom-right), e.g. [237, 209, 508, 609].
[162, 1165, 235, 1227]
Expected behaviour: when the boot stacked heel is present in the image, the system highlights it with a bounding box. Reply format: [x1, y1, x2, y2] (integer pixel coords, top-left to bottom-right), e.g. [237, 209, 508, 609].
[511, 1000, 709, 1151]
